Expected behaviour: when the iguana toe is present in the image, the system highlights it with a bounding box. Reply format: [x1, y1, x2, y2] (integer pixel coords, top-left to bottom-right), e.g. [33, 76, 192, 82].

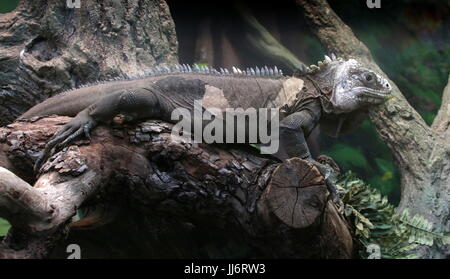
[34, 115, 97, 174]
[34, 153, 45, 173]
[305, 158, 343, 208]
[56, 127, 85, 149]
[326, 179, 344, 209]
[83, 123, 93, 140]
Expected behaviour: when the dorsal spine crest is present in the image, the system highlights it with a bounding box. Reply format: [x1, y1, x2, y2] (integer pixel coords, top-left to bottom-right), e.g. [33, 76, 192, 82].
[62, 64, 285, 94]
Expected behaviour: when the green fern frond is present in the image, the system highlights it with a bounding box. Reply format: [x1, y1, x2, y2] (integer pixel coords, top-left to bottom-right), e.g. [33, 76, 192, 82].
[394, 209, 445, 246]
[336, 172, 442, 259]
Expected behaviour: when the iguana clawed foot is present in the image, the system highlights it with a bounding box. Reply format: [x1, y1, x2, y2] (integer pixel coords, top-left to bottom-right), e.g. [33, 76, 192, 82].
[34, 113, 97, 173]
[305, 157, 344, 210]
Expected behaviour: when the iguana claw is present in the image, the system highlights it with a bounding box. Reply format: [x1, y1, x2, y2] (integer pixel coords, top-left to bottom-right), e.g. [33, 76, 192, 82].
[34, 114, 97, 173]
[305, 158, 343, 210]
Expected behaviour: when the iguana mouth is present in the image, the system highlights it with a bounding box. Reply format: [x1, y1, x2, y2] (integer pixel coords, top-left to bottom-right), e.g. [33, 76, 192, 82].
[352, 87, 391, 98]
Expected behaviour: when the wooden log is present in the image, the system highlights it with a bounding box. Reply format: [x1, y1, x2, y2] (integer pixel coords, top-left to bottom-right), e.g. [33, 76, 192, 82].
[0, 116, 353, 258]
[261, 158, 327, 229]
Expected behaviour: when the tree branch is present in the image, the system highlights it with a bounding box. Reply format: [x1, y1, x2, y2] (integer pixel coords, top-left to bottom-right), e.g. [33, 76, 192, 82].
[0, 167, 102, 258]
[294, 0, 373, 61]
[0, 0, 178, 126]
[295, 0, 435, 192]
[234, 1, 306, 71]
[0, 116, 353, 258]
[295, 0, 449, 258]
[432, 75, 450, 136]
[0, 167, 52, 231]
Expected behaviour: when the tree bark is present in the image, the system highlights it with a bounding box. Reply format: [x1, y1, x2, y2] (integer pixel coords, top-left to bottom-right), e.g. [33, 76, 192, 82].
[0, 117, 353, 258]
[0, 0, 178, 126]
[295, 0, 449, 258]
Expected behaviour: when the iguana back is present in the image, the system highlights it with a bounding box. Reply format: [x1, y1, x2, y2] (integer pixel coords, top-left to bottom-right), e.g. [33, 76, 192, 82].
[20, 65, 302, 119]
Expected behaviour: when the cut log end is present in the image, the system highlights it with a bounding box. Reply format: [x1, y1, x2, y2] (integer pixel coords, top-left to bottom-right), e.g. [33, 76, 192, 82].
[263, 157, 328, 228]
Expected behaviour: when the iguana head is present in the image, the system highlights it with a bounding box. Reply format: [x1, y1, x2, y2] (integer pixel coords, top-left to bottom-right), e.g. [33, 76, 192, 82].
[305, 55, 392, 114]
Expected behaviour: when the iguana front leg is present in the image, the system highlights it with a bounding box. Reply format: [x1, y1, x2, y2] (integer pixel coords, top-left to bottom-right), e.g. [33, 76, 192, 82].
[35, 89, 160, 172]
[275, 109, 342, 205]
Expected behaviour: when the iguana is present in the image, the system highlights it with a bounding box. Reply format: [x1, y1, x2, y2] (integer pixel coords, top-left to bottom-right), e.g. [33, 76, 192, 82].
[19, 55, 392, 203]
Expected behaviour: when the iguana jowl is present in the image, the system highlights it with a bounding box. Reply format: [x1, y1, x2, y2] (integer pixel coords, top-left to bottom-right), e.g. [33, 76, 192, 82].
[20, 55, 392, 202]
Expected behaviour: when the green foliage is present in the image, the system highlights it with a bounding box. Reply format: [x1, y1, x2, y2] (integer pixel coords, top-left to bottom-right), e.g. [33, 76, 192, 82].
[193, 62, 209, 68]
[249, 143, 261, 150]
[395, 209, 447, 246]
[301, 35, 326, 64]
[381, 42, 450, 125]
[323, 120, 400, 202]
[326, 144, 369, 170]
[337, 172, 445, 259]
[0, 0, 19, 13]
[0, 218, 10, 236]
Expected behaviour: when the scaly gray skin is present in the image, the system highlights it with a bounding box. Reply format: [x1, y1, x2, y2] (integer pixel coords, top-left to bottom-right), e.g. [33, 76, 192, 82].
[20, 55, 392, 204]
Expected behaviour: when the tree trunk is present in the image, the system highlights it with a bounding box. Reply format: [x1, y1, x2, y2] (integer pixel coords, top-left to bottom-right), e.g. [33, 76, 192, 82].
[295, 0, 449, 258]
[0, 117, 353, 258]
[0, 0, 178, 126]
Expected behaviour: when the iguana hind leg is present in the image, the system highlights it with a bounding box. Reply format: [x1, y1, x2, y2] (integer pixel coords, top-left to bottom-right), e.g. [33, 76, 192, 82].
[34, 89, 160, 172]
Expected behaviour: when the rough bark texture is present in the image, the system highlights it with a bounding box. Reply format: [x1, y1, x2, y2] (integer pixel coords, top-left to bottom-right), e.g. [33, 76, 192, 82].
[296, 0, 449, 258]
[0, 117, 353, 258]
[0, 0, 178, 126]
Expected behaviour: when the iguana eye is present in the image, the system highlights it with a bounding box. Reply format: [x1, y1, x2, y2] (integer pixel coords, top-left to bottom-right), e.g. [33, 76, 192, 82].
[365, 73, 374, 82]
